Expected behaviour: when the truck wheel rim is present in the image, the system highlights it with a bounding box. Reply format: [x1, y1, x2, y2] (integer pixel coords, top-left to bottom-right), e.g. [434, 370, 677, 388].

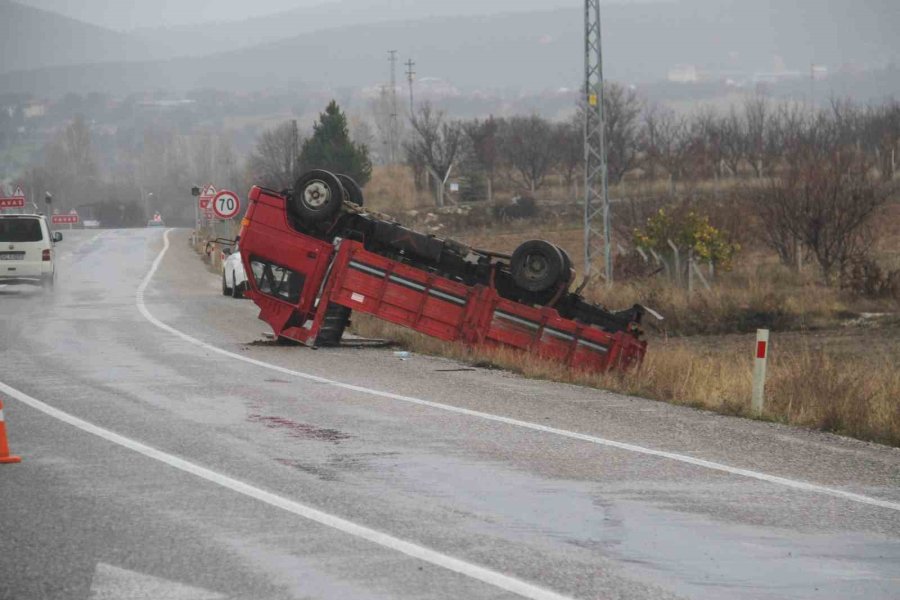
[523, 254, 549, 282]
[303, 180, 331, 209]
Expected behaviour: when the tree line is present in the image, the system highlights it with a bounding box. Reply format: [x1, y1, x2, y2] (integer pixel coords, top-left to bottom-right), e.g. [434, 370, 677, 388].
[12, 89, 898, 283]
[13, 101, 368, 227]
[402, 86, 900, 205]
[400, 89, 899, 285]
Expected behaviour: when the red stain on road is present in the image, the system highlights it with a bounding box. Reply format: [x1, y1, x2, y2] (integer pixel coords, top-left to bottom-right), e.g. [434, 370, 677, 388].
[248, 414, 350, 442]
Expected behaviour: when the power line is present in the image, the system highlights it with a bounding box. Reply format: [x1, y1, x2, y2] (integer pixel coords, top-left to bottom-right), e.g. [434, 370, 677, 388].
[583, 0, 612, 285]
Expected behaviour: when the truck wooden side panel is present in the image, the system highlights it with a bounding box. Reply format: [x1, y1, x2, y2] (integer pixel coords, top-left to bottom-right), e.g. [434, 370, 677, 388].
[239, 186, 646, 372]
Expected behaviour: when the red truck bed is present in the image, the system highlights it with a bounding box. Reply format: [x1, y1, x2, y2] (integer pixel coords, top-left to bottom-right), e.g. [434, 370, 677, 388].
[239, 186, 646, 373]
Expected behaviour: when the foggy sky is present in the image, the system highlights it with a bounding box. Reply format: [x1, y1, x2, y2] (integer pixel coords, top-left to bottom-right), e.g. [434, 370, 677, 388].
[13, 0, 337, 29]
[12, 0, 661, 30]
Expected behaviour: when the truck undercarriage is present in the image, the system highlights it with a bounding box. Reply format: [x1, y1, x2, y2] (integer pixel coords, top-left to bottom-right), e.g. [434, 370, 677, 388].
[238, 170, 648, 372]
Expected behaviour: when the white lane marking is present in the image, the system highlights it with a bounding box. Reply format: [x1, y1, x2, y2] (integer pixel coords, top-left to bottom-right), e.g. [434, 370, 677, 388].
[140, 230, 900, 513]
[91, 563, 225, 600]
[0, 380, 572, 600]
[59, 232, 105, 261]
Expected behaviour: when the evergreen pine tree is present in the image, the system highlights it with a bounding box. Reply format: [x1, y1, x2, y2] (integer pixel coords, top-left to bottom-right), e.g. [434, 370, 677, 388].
[298, 100, 372, 187]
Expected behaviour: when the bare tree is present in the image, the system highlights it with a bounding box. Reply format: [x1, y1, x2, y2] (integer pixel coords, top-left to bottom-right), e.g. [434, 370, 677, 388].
[247, 120, 302, 190]
[553, 118, 583, 198]
[59, 115, 97, 181]
[369, 86, 404, 166]
[462, 116, 500, 203]
[42, 115, 99, 209]
[743, 94, 773, 178]
[189, 131, 216, 185]
[641, 105, 691, 194]
[500, 115, 555, 193]
[213, 135, 243, 194]
[719, 107, 746, 177]
[603, 82, 643, 183]
[755, 138, 891, 281]
[407, 102, 462, 207]
[859, 100, 900, 181]
[349, 116, 376, 155]
[403, 130, 428, 192]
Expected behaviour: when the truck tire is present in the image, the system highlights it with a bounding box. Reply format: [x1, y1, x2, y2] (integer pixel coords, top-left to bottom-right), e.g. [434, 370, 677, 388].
[559, 247, 574, 276]
[336, 174, 364, 207]
[510, 240, 566, 293]
[291, 170, 346, 223]
[315, 303, 352, 347]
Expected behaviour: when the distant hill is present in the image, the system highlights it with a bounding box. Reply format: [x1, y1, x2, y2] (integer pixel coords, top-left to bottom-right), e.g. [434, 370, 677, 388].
[129, 0, 580, 58]
[2, 0, 898, 98]
[0, 0, 154, 74]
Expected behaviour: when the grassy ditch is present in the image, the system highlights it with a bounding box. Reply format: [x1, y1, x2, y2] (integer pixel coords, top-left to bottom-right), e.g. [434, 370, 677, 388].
[351, 314, 900, 447]
[453, 226, 899, 336]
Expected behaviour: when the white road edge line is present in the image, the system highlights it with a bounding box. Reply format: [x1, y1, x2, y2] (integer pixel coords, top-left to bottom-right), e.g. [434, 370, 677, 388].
[139, 229, 899, 513]
[0, 380, 571, 600]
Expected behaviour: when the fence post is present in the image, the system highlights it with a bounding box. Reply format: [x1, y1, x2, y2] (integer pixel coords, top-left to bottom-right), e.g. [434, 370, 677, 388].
[692, 260, 712, 291]
[667, 239, 681, 287]
[649, 248, 670, 280]
[687, 248, 694, 296]
[751, 329, 770, 415]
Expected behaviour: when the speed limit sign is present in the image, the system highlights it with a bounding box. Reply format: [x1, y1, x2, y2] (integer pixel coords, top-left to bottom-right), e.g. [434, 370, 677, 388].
[211, 190, 241, 220]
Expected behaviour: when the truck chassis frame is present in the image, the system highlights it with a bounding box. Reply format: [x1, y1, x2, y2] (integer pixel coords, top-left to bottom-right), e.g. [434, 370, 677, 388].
[238, 182, 646, 373]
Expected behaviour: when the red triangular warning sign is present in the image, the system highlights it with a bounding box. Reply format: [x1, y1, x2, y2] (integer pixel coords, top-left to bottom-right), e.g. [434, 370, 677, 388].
[12, 186, 24, 198]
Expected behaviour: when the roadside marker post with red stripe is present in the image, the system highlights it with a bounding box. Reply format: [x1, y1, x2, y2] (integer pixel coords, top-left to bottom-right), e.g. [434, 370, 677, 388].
[752, 329, 770, 415]
[0, 398, 22, 464]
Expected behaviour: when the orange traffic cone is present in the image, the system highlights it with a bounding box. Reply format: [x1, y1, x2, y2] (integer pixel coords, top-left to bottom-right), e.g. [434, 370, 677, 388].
[0, 398, 22, 464]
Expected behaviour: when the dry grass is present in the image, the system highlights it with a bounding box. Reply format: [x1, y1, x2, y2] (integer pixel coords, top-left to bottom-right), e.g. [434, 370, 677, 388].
[352, 314, 900, 446]
[354, 166, 900, 445]
[594, 273, 850, 335]
[366, 165, 432, 213]
[425, 225, 892, 335]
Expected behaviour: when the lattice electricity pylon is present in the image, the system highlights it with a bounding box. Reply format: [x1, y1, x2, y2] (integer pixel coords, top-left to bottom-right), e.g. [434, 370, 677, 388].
[583, 0, 612, 284]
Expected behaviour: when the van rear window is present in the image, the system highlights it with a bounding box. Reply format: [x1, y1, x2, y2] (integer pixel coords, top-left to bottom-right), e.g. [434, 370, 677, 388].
[0, 219, 43, 243]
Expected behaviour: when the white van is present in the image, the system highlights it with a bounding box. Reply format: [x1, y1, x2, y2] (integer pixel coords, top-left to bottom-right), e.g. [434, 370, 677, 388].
[0, 215, 62, 289]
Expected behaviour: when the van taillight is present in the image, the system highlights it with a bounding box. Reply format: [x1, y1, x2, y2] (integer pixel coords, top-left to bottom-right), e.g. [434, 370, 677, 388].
[42, 249, 51, 261]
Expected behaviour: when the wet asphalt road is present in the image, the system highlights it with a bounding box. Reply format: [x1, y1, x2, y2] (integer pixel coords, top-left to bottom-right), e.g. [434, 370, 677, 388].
[0, 228, 899, 600]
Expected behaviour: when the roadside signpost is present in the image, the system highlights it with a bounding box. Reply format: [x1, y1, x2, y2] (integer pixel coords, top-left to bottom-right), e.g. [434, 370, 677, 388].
[751, 329, 770, 415]
[199, 185, 217, 222]
[52, 213, 79, 226]
[0, 198, 24, 209]
[0, 186, 26, 210]
[211, 190, 240, 220]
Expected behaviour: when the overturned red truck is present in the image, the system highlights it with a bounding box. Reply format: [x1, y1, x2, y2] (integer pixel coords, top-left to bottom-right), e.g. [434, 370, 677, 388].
[237, 170, 648, 372]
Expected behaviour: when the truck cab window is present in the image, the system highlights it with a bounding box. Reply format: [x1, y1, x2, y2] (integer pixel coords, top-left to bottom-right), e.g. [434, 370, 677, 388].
[250, 258, 304, 304]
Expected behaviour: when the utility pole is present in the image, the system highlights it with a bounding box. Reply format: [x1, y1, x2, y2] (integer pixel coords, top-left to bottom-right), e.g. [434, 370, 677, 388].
[405, 58, 416, 116]
[388, 50, 399, 164]
[809, 62, 815, 112]
[290, 119, 299, 181]
[583, 0, 612, 285]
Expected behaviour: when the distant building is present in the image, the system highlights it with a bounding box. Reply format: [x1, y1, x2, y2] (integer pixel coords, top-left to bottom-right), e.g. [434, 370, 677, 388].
[23, 102, 47, 119]
[134, 99, 196, 112]
[668, 64, 700, 83]
[812, 65, 829, 81]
